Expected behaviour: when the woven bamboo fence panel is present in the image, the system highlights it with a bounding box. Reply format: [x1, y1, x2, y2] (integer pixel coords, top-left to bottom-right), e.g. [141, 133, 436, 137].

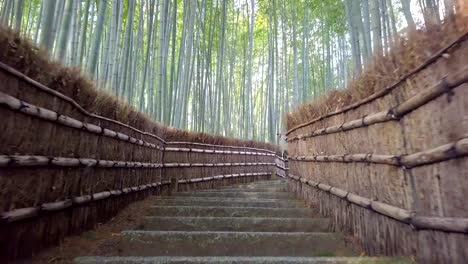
[285, 34, 468, 263]
[0, 65, 276, 261]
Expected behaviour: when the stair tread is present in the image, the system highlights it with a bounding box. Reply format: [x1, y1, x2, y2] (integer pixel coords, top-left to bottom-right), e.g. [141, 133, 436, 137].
[153, 198, 305, 208]
[142, 217, 330, 231]
[157, 196, 302, 202]
[119, 231, 355, 257]
[148, 206, 317, 218]
[75, 256, 412, 264]
[73, 179, 407, 262]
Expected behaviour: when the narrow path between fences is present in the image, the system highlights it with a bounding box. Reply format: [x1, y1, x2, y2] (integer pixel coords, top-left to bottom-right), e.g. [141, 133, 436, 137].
[69, 179, 410, 264]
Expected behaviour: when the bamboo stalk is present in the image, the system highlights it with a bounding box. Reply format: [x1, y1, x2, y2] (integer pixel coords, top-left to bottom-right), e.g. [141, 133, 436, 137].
[165, 147, 271, 156]
[393, 65, 468, 117]
[318, 183, 332, 192]
[371, 200, 411, 222]
[166, 141, 276, 155]
[347, 193, 372, 208]
[411, 217, 468, 233]
[285, 32, 468, 136]
[275, 164, 289, 171]
[290, 154, 400, 166]
[330, 187, 348, 198]
[0, 155, 164, 168]
[41, 200, 72, 211]
[1, 207, 40, 222]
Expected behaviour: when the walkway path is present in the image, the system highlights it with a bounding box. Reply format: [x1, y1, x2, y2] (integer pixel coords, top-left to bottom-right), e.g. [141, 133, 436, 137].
[75, 179, 409, 263]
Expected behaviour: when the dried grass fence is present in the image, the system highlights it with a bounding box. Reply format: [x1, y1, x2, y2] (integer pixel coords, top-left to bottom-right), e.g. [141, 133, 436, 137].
[285, 29, 468, 263]
[0, 59, 281, 261]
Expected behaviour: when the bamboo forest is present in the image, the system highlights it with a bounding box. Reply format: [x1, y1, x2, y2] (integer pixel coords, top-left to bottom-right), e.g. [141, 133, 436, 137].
[0, 0, 460, 143]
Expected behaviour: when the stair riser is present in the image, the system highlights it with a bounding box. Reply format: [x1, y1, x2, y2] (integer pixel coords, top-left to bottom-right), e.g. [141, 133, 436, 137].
[120, 231, 352, 257]
[153, 200, 304, 208]
[142, 217, 329, 232]
[174, 192, 293, 199]
[148, 206, 316, 218]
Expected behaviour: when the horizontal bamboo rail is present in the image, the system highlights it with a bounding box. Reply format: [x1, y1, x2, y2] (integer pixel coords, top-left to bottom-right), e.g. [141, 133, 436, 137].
[287, 64, 468, 142]
[285, 31, 468, 137]
[163, 162, 275, 168]
[1, 172, 271, 223]
[0, 91, 165, 150]
[0, 155, 164, 168]
[289, 134, 468, 168]
[177, 172, 271, 184]
[0, 63, 279, 154]
[0, 62, 166, 143]
[0, 91, 278, 157]
[1, 181, 170, 223]
[166, 142, 276, 155]
[275, 164, 289, 171]
[165, 147, 275, 156]
[288, 173, 468, 233]
[0, 155, 274, 168]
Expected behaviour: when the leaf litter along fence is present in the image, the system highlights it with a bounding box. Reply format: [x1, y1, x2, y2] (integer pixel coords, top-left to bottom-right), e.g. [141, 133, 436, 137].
[285, 31, 468, 263]
[0, 61, 286, 261]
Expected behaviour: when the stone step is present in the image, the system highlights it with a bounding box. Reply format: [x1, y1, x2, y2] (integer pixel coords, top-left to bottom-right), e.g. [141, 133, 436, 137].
[158, 196, 296, 202]
[74, 257, 414, 264]
[142, 217, 329, 232]
[174, 191, 293, 199]
[148, 206, 316, 218]
[201, 187, 288, 192]
[75, 256, 412, 264]
[118, 231, 355, 257]
[154, 197, 305, 208]
[220, 183, 289, 189]
[230, 181, 287, 186]
[242, 180, 287, 184]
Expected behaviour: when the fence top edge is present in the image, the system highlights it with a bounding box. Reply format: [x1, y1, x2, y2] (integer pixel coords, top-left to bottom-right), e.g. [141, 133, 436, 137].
[0, 61, 167, 143]
[166, 141, 276, 154]
[0, 62, 278, 154]
[285, 31, 468, 137]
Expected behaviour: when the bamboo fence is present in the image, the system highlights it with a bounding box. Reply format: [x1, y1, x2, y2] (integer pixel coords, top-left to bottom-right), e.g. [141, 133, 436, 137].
[286, 31, 468, 263]
[0, 62, 278, 261]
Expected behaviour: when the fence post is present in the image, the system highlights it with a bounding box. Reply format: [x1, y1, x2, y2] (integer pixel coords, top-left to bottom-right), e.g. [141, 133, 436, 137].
[170, 178, 179, 195]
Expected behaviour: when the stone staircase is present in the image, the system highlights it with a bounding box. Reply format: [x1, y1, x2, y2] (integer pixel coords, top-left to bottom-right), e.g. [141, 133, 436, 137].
[75, 179, 410, 264]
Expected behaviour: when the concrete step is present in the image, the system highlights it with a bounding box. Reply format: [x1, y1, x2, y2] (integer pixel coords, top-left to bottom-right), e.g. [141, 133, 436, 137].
[174, 191, 293, 199]
[230, 181, 287, 186]
[221, 183, 289, 190]
[118, 231, 356, 257]
[158, 196, 296, 202]
[142, 217, 329, 232]
[154, 197, 305, 208]
[200, 187, 288, 192]
[75, 256, 412, 264]
[240, 180, 287, 184]
[148, 206, 316, 218]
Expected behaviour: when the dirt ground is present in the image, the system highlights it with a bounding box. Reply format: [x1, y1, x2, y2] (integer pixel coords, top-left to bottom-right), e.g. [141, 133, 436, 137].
[16, 195, 161, 264]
